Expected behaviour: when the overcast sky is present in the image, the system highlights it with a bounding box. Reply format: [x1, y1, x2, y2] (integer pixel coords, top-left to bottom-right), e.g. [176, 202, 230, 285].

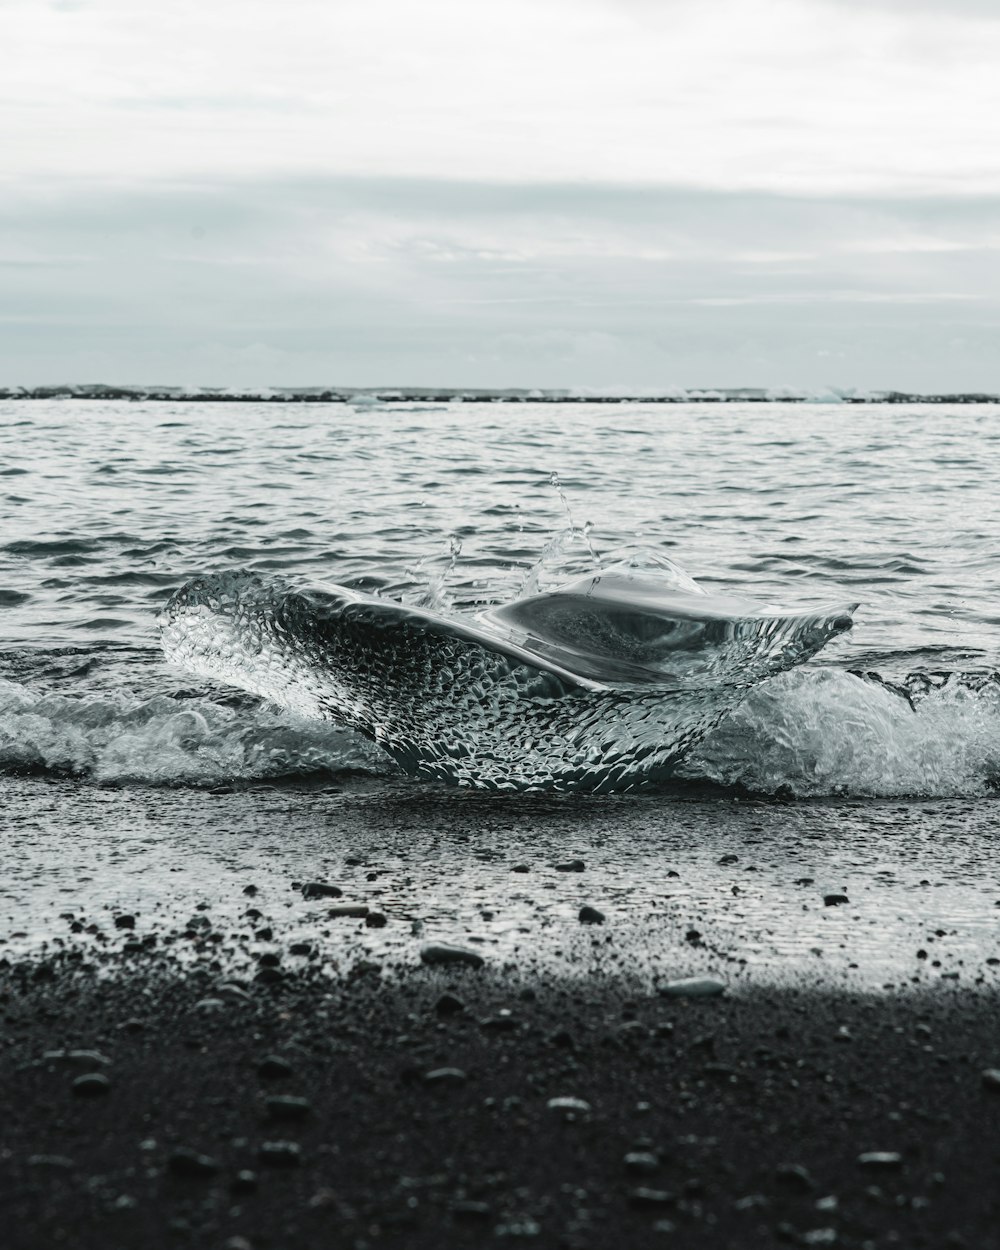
[4, 0, 1000, 389]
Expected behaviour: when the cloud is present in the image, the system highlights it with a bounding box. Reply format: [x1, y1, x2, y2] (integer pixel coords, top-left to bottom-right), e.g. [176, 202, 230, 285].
[2, 176, 998, 389]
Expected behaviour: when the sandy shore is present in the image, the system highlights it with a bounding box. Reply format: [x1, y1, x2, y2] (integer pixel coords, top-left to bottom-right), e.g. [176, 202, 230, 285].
[3, 776, 1000, 1247]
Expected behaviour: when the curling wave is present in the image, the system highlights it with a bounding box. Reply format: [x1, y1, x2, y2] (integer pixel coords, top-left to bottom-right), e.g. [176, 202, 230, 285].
[159, 561, 855, 792]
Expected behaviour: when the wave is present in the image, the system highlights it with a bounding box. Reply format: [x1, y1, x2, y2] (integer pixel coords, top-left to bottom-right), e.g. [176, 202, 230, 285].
[158, 562, 854, 792]
[0, 679, 376, 786]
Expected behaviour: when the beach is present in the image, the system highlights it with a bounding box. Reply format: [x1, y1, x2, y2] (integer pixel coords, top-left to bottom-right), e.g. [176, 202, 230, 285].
[4, 778, 1000, 1248]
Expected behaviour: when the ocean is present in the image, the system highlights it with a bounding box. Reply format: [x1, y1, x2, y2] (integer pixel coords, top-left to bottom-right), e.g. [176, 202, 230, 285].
[2, 398, 999, 986]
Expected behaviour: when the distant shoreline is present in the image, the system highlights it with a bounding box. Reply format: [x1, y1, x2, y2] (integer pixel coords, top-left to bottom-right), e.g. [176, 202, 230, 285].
[2, 384, 999, 404]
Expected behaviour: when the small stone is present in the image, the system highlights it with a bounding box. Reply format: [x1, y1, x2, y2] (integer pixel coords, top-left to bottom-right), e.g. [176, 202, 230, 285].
[255, 966, 284, 985]
[776, 1164, 814, 1191]
[231, 1169, 258, 1192]
[114, 914, 136, 930]
[579, 905, 605, 925]
[44, 1049, 111, 1069]
[718, 854, 738, 865]
[555, 859, 585, 872]
[168, 1147, 220, 1178]
[26, 1154, 74, 1169]
[257, 952, 281, 968]
[435, 993, 466, 1016]
[265, 1095, 311, 1121]
[451, 1199, 491, 1219]
[193, 997, 226, 1012]
[289, 942, 313, 955]
[223, 1238, 254, 1250]
[301, 882, 343, 900]
[327, 902, 369, 918]
[511, 864, 530, 873]
[981, 1068, 1000, 1091]
[628, 1188, 676, 1208]
[624, 1151, 660, 1174]
[423, 1067, 468, 1086]
[71, 1073, 110, 1097]
[546, 1096, 591, 1116]
[365, 911, 387, 928]
[257, 1055, 294, 1079]
[258, 1140, 302, 1167]
[242, 884, 258, 896]
[420, 943, 485, 969]
[824, 894, 850, 907]
[658, 977, 726, 998]
[481, 1015, 518, 1033]
[857, 1152, 903, 1169]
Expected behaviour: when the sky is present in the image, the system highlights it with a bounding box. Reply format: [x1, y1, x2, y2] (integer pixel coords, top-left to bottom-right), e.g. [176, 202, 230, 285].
[3, 0, 1000, 390]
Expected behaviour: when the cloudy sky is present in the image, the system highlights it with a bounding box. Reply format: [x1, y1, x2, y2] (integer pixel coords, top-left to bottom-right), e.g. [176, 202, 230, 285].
[4, 0, 1000, 389]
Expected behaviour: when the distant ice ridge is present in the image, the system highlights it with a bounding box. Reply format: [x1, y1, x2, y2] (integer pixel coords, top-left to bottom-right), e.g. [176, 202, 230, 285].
[159, 563, 855, 793]
[3, 384, 999, 404]
[0, 679, 376, 785]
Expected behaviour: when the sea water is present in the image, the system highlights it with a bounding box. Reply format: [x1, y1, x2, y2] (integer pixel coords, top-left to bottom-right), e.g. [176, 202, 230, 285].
[2, 399, 999, 797]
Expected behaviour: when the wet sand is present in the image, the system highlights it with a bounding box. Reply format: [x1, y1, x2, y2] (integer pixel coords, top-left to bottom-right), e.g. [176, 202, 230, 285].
[3, 778, 1000, 1247]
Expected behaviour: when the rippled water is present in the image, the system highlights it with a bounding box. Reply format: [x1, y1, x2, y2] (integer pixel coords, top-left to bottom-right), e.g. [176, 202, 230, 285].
[2, 399, 1000, 797]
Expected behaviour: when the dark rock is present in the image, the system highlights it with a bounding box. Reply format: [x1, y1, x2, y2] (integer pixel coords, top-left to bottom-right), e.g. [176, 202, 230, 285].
[624, 1151, 660, 1174]
[423, 1067, 468, 1086]
[435, 993, 466, 1016]
[71, 1073, 110, 1097]
[242, 885, 258, 896]
[257, 1055, 294, 1079]
[981, 1068, 1000, 1091]
[481, 1015, 518, 1033]
[511, 864, 530, 873]
[579, 905, 605, 925]
[824, 894, 850, 907]
[776, 1163, 814, 1191]
[302, 882, 342, 900]
[289, 942, 313, 956]
[628, 1187, 676, 1208]
[114, 914, 136, 930]
[718, 854, 739, 865]
[231, 1169, 258, 1193]
[255, 967, 284, 985]
[265, 1095, 311, 1121]
[365, 911, 387, 928]
[857, 1152, 903, 1169]
[327, 903, 369, 918]
[555, 859, 585, 872]
[168, 1147, 220, 1178]
[258, 1140, 302, 1167]
[450, 1199, 491, 1219]
[257, 952, 281, 968]
[420, 943, 484, 969]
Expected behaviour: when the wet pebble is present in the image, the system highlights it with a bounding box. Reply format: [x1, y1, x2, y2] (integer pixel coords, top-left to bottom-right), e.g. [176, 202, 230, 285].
[435, 992, 466, 1016]
[624, 1151, 660, 1174]
[628, 1187, 676, 1208]
[43, 1049, 110, 1069]
[420, 943, 485, 969]
[265, 1095, 311, 1121]
[258, 1140, 302, 1167]
[824, 894, 850, 907]
[658, 977, 726, 998]
[71, 1073, 110, 1097]
[423, 1067, 468, 1086]
[547, 1096, 591, 1117]
[776, 1163, 814, 1191]
[301, 882, 342, 900]
[168, 1147, 220, 1178]
[857, 1152, 903, 1169]
[365, 911, 387, 928]
[327, 903, 369, 919]
[257, 1055, 294, 1079]
[981, 1068, 1000, 1091]
[113, 914, 136, 930]
[579, 905, 606, 925]
[555, 859, 586, 872]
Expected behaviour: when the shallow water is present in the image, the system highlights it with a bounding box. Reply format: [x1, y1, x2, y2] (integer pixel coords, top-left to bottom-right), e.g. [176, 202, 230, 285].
[2, 399, 1000, 797]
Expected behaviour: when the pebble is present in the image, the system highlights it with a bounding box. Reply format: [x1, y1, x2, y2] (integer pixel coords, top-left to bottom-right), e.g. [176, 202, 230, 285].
[824, 894, 850, 907]
[258, 1140, 302, 1167]
[192, 997, 226, 1012]
[628, 1187, 676, 1208]
[546, 1096, 591, 1116]
[420, 943, 485, 969]
[435, 993, 466, 1015]
[43, 1049, 110, 1068]
[857, 1152, 903, 1169]
[301, 882, 343, 900]
[658, 977, 726, 998]
[257, 1055, 294, 1079]
[511, 864, 530, 873]
[981, 1068, 1000, 1091]
[231, 1169, 259, 1192]
[624, 1151, 660, 1174]
[555, 859, 586, 872]
[327, 903, 370, 918]
[113, 914, 136, 930]
[451, 1199, 492, 1219]
[365, 911, 388, 928]
[424, 1067, 468, 1086]
[776, 1163, 814, 1191]
[578, 905, 606, 925]
[168, 1147, 220, 1178]
[26, 1154, 74, 1169]
[71, 1073, 110, 1097]
[265, 1095, 311, 1121]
